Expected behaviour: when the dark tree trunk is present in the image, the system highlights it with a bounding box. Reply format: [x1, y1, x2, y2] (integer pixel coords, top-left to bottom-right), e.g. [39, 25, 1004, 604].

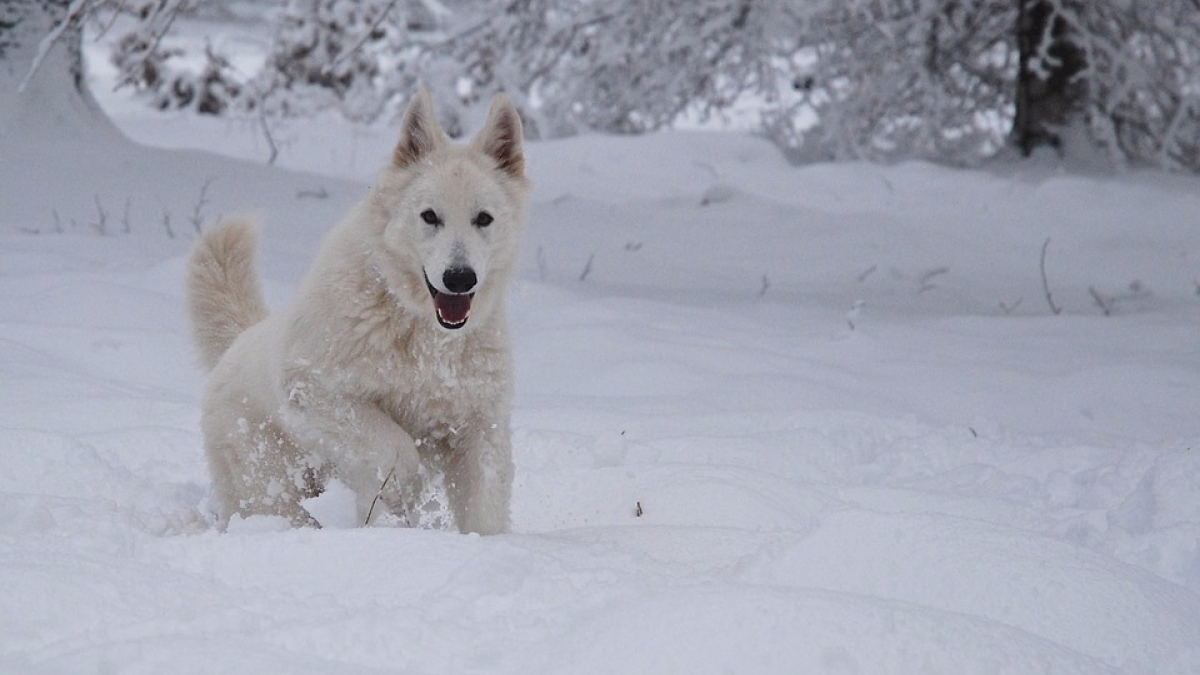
[1012, 0, 1087, 155]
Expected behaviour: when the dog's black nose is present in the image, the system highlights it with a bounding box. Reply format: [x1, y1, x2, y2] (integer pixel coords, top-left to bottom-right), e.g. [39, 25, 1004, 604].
[442, 267, 477, 294]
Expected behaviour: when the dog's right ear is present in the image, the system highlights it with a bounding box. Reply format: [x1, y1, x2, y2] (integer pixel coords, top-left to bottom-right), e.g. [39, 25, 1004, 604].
[393, 87, 445, 168]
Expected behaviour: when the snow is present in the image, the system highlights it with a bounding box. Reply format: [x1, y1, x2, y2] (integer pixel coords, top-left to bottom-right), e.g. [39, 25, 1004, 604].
[2, 46, 1200, 675]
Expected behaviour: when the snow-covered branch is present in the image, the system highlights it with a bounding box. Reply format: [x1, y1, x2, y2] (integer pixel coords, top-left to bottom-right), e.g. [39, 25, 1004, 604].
[81, 0, 1200, 172]
[17, 0, 90, 93]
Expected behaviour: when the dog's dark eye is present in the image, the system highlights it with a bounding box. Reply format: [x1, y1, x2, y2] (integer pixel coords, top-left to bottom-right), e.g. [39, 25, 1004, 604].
[473, 211, 493, 228]
[420, 209, 440, 226]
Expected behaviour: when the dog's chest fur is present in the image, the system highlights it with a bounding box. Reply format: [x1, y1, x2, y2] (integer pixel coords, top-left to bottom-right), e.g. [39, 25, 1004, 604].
[292, 279, 511, 451]
[378, 320, 510, 446]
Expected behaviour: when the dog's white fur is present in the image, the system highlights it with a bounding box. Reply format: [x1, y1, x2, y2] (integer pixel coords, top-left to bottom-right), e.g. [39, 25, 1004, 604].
[185, 89, 529, 534]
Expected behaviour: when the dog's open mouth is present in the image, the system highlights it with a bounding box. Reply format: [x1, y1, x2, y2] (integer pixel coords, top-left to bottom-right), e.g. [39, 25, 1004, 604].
[425, 274, 473, 330]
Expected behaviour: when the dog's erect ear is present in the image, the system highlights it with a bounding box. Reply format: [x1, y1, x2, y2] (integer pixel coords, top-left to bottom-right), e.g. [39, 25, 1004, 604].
[393, 87, 445, 168]
[472, 93, 525, 179]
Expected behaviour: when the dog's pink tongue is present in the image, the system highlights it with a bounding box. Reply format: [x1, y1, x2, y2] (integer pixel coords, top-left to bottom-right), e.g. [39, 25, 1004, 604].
[435, 293, 472, 325]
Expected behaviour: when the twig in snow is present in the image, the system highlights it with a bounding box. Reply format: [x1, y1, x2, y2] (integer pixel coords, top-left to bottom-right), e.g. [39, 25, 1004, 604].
[846, 299, 865, 330]
[857, 265, 877, 282]
[635, 501, 643, 517]
[1040, 238, 1062, 315]
[759, 274, 770, 297]
[1088, 281, 1150, 317]
[121, 197, 133, 234]
[579, 253, 594, 282]
[364, 467, 397, 526]
[999, 298, 1023, 315]
[1089, 286, 1115, 316]
[162, 210, 176, 239]
[878, 173, 895, 193]
[297, 187, 329, 200]
[918, 266, 949, 294]
[189, 178, 214, 234]
[90, 195, 108, 235]
[258, 106, 279, 166]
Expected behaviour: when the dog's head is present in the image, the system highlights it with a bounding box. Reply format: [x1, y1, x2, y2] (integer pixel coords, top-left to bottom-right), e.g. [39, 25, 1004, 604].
[373, 88, 530, 332]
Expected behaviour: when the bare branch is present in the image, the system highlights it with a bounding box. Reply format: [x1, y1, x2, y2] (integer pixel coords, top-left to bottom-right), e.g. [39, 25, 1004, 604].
[1040, 238, 1062, 315]
[90, 195, 108, 235]
[18, 0, 90, 93]
[189, 177, 214, 234]
[121, 197, 132, 234]
[322, 0, 402, 75]
[1088, 286, 1114, 316]
[999, 298, 1023, 315]
[111, 0, 191, 91]
[258, 107, 279, 166]
[579, 253, 594, 282]
[364, 467, 397, 526]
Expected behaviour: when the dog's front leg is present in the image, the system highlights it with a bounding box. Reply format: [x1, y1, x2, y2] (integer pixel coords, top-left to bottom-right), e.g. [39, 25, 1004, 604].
[445, 418, 514, 535]
[281, 392, 417, 525]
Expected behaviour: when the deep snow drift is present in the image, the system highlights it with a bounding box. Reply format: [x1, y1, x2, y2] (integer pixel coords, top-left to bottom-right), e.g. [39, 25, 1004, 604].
[2, 76, 1200, 672]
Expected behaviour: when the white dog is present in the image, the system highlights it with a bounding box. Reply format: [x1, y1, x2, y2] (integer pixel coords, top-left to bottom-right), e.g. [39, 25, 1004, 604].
[185, 89, 529, 534]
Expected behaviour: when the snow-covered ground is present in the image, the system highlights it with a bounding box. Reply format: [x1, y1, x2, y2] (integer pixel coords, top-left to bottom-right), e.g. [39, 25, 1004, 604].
[2, 38, 1200, 673]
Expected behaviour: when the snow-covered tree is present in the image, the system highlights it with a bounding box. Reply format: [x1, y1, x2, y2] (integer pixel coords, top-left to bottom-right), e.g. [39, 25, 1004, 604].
[1063, 0, 1200, 172]
[769, 1, 1015, 163]
[420, 0, 779, 139]
[10, 0, 1198, 172]
[108, 0, 246, 115]
[105, 0, 437, 122]
[99, 0, 789, 140]
[1, 0, 226, 134]
[252, 0, 401, 121]
[0, 0, 116, 137]
[775, 0, 1200, 171]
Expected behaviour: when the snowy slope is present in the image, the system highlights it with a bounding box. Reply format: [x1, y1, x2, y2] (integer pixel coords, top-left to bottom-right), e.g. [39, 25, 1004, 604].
[2, 86, 1200, 673]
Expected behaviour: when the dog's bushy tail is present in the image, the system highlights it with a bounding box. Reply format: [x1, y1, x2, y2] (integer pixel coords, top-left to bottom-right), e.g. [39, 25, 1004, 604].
[185, 217, 268, 371]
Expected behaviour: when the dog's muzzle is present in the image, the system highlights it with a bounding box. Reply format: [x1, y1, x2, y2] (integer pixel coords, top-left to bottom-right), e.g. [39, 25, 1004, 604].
[425, 268, 476, 330]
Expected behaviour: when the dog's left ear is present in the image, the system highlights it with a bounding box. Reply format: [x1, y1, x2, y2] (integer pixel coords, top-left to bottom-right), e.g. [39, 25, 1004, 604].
[472, 93, 525, 179]
[394, 86, 446, 168]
